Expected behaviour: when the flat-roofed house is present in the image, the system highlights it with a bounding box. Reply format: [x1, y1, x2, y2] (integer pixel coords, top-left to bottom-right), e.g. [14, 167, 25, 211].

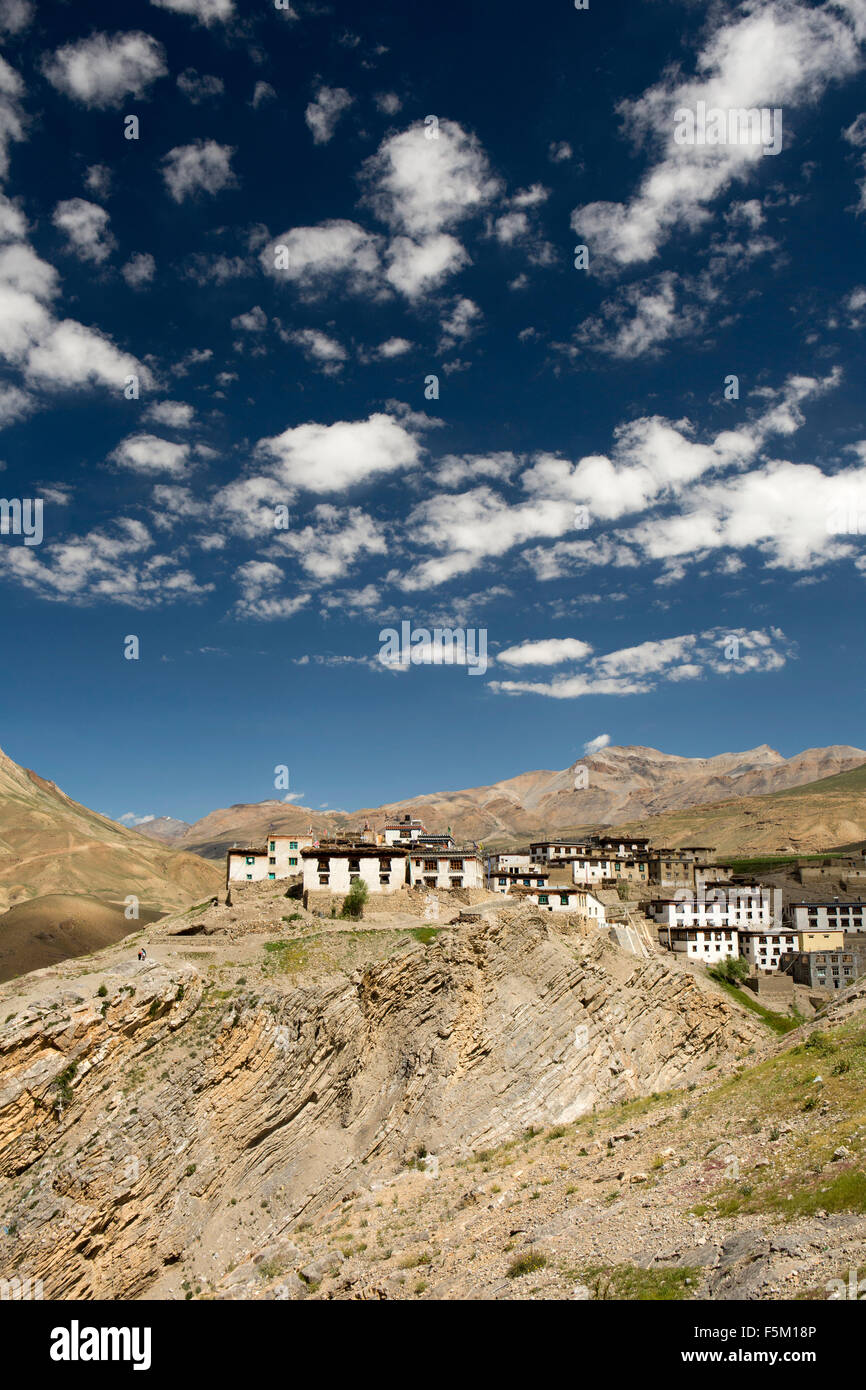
[382, 813, 427, 845]
[407, 850, 482, 891]
[787, 900, 866, 935]
[572, 854, 649, 886]
[301, 845, 407, 895]
[491, 866, 550, 895]
[509, 884, 607, 921]
[227, 833, 314, 885]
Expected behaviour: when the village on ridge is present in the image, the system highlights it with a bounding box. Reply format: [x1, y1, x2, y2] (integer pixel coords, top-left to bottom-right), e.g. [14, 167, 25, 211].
[226, 811, 866, 1007]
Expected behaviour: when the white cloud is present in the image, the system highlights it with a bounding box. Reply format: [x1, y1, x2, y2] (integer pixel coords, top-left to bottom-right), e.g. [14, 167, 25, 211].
[256, 412, 421, 493]
[584, 733, 611, 754]
[360, 119, 502, 236]
[489, 627, 793, 698]
[162, 141, 236, 202]
[0, 55, 26, 179]
[374, 336, 413, 358]
[572, 0, 865, 267]
[43, 32, 167, 109]
[0, 381, 32, 425]
[285, 327, 347, 375]
[438, 296, 482, 350]
[177, 69, 224, 103]
[52, 199, 115, 264]
[122, 252, 156, 289]
[261, 219, 384, 300]
[497, 637, 594, 666]
[305, 85, 354, 144]
[231, 305, 267, 332]
[0, 516, 212, 605]
[151, 0, 233, 23]
[233, 559, 310, 620]
[374, 91, 402, 115]
[0, 0, 32, 34]
[110, 434, 191, 477]
[548, 140, 572, 163]
[144, 400, 195, 429]
[84, 164, 112, 199]
[252, 81, 276, 109]
[384, 233, 468, 298]
[278, 504, 387, 580]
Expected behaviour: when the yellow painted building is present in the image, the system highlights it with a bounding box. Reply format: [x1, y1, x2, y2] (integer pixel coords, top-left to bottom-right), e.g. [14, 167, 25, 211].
[799, 929, 845, 952]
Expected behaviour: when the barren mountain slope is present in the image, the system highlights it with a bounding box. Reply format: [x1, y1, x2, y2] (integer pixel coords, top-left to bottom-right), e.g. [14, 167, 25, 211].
[617, 761, 866, 858]
[0, 744, 222, 914]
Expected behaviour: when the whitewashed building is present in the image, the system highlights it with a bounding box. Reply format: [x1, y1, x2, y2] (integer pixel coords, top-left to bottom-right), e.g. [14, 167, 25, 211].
[491, 867, 550, 894]
[227, 833, 314, 884]
[382, 813, 427, 845]
[302, 846, 407, 895]
[511, 884, 606, 921]
[406, 850, 482, 891]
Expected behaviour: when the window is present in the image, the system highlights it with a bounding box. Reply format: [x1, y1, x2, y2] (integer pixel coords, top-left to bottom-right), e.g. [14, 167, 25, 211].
[289, 857, 297, 866]
[449, 860, 463, 871]
[269, 857, 276, 865]
[269, 842, 275, 852]
[538, 894, 549, 905]
[450, 877, 463, 888]
[246, 874, 252, 881]
[289, 841, 297, 850]
[246, 857, 255, 865]
[425, 860, 437, 872]
[560, 894, 569, 905]
[268, 873, 275, 881]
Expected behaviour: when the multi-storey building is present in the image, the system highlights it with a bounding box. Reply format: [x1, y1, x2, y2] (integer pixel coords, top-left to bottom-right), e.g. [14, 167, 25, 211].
[382, 813, 428, 846]
[778, 936, 866, 990]
[227, 833, 314, 884]
[301, 845, 408, 895]
[490, 866, 550, 894]
[406, 850, 482, 891]
[787, 900, 866, 934]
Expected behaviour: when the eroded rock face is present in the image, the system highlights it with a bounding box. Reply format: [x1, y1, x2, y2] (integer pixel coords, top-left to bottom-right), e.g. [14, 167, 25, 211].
[0, 915, 763, 1299]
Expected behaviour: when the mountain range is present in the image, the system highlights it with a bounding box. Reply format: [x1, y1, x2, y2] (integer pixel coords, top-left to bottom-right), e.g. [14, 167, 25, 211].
[132, 743, 866, 857]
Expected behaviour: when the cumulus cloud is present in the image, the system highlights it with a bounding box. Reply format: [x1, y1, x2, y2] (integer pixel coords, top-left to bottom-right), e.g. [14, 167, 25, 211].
[256, 412, 422, 493]
[0, 55, 27, 179]
[285, 327, 347, 375]
[177, 69, 224, 103]
[151, 0, 234, 23]
[121, 252, 156, 289]
[360, 119, 502, 237]
[305, 85, 354, 144]
[144, 400, 195, 428]
[497, 637, 594, 666]
[233, 559, 310, 620]
[162, 141, 236, 202]
[52, 199, 115, 264]
[261, 219, 384, 300]
[572, 0, 865, 268]
[231, 305, 267, 332]
[0, 516, 212, 605]
[584, 733, 611, 754]
[110, 434, 191, 477]
[277, 505, 387, 580]
[43, 32, 167, 109]
[489, 627, 793, 698]
[0, 0, 33, 34]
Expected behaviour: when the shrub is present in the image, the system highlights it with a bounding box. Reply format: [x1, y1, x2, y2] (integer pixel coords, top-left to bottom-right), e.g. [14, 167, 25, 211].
[506, 1251, 547, 1278]
[340, 879, 369, 920]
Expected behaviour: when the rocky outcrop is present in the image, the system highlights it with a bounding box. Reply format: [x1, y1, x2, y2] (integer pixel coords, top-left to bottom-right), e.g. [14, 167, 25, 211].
[0, 913, 764, 1300]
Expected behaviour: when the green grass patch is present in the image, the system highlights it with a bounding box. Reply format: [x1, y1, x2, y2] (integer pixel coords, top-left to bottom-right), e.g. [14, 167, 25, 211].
[575, 1263, 699, 1300]
[506, 1251, 547, 1278]
[711, 977, 798, 1033]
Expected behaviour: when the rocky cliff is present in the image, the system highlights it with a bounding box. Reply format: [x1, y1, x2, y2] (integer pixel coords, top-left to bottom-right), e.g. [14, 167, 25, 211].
[0, 907, 763, 1300]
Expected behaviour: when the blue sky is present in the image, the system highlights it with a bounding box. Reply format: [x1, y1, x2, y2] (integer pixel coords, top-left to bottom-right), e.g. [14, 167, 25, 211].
[1, 0, 866, 825]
